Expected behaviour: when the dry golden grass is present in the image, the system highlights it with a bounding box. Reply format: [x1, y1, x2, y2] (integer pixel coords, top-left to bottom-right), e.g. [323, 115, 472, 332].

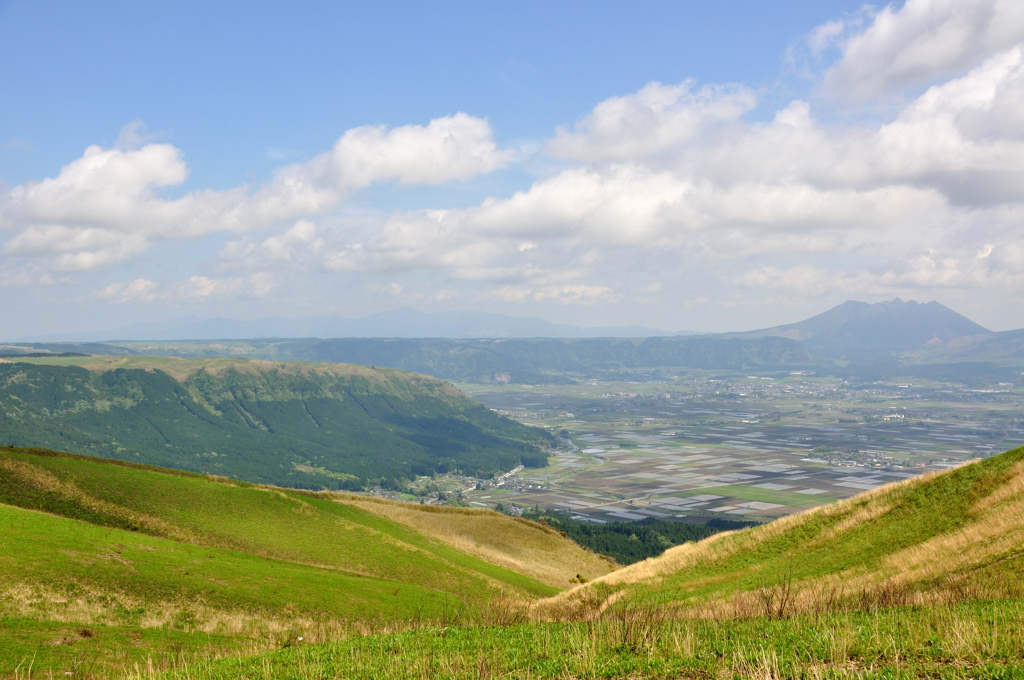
[336, 498, 614, 588]
[0, 579, 359, 643]
[535, 457, 1024, 621]
[7, 354, 424, 383]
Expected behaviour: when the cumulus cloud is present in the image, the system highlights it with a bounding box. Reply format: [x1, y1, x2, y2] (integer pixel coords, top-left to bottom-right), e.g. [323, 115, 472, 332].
[292, 30, 1024, 309]
[300, 112, 515, 189]
[735, 240, 1024, 298]
[219, 220, 324, 270]
[821, 0, 1024, 99]
[486, 284, 613, 305]
[545, 81, 756, 163]
[94, 278, 159, 303]
[11, 2, 1024, 322]
[0, 114, 509, 271]
[0, 263, 54, 287]
[176, 273, 275, 301]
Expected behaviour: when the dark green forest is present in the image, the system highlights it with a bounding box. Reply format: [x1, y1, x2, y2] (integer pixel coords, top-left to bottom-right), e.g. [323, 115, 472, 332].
[521, 510, 758, 565]
[0, 361, 555, 489]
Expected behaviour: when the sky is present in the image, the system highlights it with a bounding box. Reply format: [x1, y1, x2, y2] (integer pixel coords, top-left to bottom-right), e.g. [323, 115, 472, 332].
[2, 0, 1024, 337]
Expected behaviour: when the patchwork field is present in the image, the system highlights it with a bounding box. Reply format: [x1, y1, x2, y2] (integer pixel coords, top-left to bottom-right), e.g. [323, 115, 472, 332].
[457, 370, 1024, 524]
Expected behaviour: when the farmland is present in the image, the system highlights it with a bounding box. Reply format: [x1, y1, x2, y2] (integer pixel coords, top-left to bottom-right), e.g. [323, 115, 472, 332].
[455, 369, 1024, 524]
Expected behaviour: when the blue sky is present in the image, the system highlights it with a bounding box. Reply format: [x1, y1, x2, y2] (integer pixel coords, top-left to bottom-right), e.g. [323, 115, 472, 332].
[2, 0, 1024, 337]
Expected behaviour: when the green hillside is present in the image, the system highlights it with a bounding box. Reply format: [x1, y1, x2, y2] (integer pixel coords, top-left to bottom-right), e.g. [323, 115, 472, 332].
[544, 445, 1024, 619]
[5, 447, 1024, 679]
[156, 447, 1024, 680]
[0, 356, 555, 487]
[0, 447, 612, 677]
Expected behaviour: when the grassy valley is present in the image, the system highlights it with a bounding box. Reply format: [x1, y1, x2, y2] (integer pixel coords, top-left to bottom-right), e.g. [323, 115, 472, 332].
[3, 446, 1024, 677]
[147, 446, 1024, 679]
[0, 356, 554, 488]
[2, 351, 1022, 678]
[0, 447, 612, 677]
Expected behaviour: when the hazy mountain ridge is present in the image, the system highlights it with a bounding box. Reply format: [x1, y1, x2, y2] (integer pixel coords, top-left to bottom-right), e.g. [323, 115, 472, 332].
[4, 299, 1021, 383]
[16, 308, 688, 342]
[12, 335, 820, 384]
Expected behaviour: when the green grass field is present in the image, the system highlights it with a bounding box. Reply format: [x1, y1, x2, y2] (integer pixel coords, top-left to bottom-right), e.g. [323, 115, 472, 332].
[157, 600, 1024, 679]
[0, 447, 611, 678]
[3, 445, 1023, 678]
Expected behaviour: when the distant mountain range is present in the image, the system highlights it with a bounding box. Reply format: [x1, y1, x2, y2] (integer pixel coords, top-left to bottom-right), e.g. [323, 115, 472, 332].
[4, 299, 1022, 383]
[17, 308, 689, 342]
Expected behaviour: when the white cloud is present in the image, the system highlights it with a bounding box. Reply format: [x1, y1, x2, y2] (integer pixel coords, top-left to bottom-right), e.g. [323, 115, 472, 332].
[9, 5, 1024, 326]
[94, 278, 159, 303]
[735, 239, 1024, 298]
[0, 263, 53, 287]
[545, 81, 755, 163]
[298, 51, 1024, 306]
[242, 113, 513, 227]
[366, 282, 404, 296]
[115, 120, 161, 150]
[315, 112, 514, 188]
[735, 265, 845, 296]
[807, 19, 849, 56]
[219, 220, 324, 270]
[175, 273, 275, 301]
[0, 114, 509, 271]
[821, 0, 1024, 99]
[485, 284, 613, 305]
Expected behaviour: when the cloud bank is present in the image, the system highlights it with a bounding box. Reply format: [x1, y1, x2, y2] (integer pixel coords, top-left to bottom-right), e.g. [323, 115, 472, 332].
[0, 114, 509, 271]
[3, 0, 1024, 330]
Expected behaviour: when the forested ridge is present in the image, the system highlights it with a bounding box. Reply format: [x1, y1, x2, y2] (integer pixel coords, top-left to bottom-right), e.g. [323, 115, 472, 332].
[0, 359, 554, 488]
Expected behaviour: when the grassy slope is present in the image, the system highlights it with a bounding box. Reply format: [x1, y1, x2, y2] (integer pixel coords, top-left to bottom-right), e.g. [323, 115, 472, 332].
[169, 600, 1024, 680]
[542, 446, 1024, 617]
[167, 448, 1024, 680]
[0, 447, 612, 676]
[0, 356, 555, 487]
